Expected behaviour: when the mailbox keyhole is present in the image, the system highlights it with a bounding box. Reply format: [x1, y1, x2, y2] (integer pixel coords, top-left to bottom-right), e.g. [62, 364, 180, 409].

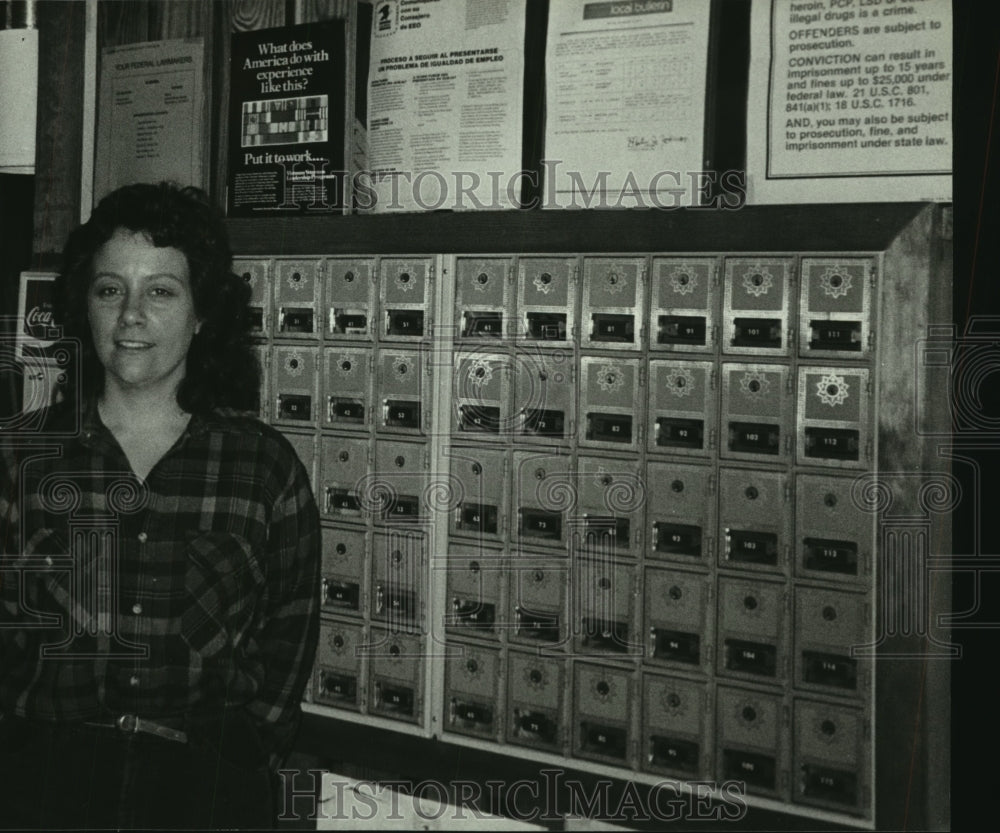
[821, 719, 837, 736]
[824, 492, 838, 507]
[399, 272, 411, 284]
[533, 570, 544, 583]
[598, 577, 611, 590]
[827, 383, 839, 396]
[338, 451, 349, 462]
[398, 363, 408, 374]
[333, 635, 344, 648]
[335, 543, 347, 555]
[467, 659, 479, 673]
[748, 379, 761, 393]
[750, 272, 764, 287]
[529, 669, 543, 684]
[596, 681, 610, 696]
[675, 376, 686, 389]
[477, 272, 489, 284]
[671, 480, 684, 493]
[539, 272, 552, 285]
[469, 561, 480, 573]
[289, 359, 299, 370]
[822, 605, 837, 621]
[742, 706, 757, 722]
[678, 273, 690, 286]
[391, 550, 404, 564]
[535, 468, 546, 480]
[745, 486, 759, 500]
[242, 271, 252, 282]
[472, 463, 482, 475]
[667, 693, 681, 708]
[292, 271, 302, 282]
[668, 585, 682, 601]
[341, 360, 352, 371]
[601, 475, 613, 487]
[395, 455, 406, 467]
[389, 644, 400, 657]
[829, 273, 843, 288]
[344, 270, 355, 282]
[744, 595, 758, 611]
[607, 272, 619, 286]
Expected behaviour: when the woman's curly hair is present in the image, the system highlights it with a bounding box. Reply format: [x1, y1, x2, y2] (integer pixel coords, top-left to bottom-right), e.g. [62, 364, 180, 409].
[55, 182, 260, 414]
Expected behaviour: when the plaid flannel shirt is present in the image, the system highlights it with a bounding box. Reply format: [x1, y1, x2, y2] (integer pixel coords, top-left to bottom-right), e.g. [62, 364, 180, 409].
[0, 400, 320, 759]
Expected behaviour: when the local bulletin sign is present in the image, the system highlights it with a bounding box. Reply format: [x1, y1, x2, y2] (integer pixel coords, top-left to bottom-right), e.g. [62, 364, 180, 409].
[746, 0, 951, 203]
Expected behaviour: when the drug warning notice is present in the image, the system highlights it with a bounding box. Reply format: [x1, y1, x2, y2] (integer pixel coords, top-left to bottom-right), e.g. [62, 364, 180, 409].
[747, 0, 951, 204]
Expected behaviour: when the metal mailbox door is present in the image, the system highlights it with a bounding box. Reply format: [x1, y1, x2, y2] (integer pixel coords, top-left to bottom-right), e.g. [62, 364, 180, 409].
[648, 359, 716, 456]
[649, 257, 717, 353]
[721, 363, 793, 462]
[717, 578, 787, 683]
[275, 258, 323, 338]
[716, 685, 788, 799]
[321, 526, 369, 617]
[512, 348, 575, 442]
[581, 256, 645, 350]
[572, 663, 635, 766]
[647, 461, 715, 565]
[272, 345, 319, 426]
[319, 435, 370, 519]
[642, 673, 709, 779]
[326, 257, 375, 340]
[643, 566, 713, 673]
[723, 257, 793, 357]
[444, 642, 503, 739]
[380, 257, 433, 340]
[233, 257, 271, 336]
[323, 348, 372, 430]
[797, 366, 870, 468]
[455, 257, 511, 340]
[579, 357, 641, 451]
[449, 447, 508, 541]
[798, 257, 875, 359]
[452, 350, 510, 436]
[516, 256, 576, 347]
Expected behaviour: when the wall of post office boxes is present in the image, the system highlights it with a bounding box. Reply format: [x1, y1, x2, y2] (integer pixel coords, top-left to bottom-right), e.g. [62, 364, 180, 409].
[233, 213, 946, 828]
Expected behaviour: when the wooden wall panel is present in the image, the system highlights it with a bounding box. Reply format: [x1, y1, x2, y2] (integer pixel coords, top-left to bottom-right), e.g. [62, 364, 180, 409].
[32, 1, 85, 255]
[297, 0, 353, 22]
[231, 0, 289, 32]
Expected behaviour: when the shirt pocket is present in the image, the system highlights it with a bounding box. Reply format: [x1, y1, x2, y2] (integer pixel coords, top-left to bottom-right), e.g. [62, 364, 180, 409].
[181, 532, 265, 659]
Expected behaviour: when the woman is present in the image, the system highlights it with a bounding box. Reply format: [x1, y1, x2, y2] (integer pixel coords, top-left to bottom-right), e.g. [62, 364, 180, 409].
[0, 182, 320, 829]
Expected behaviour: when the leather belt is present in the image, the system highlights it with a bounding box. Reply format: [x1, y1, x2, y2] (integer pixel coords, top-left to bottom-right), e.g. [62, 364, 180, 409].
[84, 714, 188, 744]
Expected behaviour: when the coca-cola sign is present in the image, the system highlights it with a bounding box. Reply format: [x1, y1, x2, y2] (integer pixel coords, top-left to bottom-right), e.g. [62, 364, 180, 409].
[16, 271, 69, 361]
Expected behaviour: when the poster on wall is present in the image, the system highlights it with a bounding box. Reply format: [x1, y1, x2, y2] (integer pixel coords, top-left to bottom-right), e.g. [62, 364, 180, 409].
[746, 0, 952, 204]
[94, 38, 205, 202]
[227, 20, 347, 216]
[542, 0, 713, 209]
[362, 0, 526, 213]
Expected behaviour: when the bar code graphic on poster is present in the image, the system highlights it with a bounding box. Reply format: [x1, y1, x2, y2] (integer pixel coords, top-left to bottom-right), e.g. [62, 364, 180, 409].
[241, 96, 329, 147]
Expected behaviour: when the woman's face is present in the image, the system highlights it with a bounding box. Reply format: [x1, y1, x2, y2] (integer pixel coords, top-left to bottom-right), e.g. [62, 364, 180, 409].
[87, 227, 201, 399]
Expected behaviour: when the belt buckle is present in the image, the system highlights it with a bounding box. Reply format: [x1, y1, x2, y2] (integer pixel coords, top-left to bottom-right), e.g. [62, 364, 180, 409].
[116, 714, 139, 733]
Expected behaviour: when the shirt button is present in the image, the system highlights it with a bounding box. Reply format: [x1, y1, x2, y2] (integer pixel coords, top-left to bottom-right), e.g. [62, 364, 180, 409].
[129, 675, 140, 687]
[132, 603, 143, 615]
[137, 532, 148, 543]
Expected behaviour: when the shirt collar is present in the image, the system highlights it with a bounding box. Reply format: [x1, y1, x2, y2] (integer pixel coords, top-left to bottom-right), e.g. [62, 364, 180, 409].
[78, 398, 222, 448]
